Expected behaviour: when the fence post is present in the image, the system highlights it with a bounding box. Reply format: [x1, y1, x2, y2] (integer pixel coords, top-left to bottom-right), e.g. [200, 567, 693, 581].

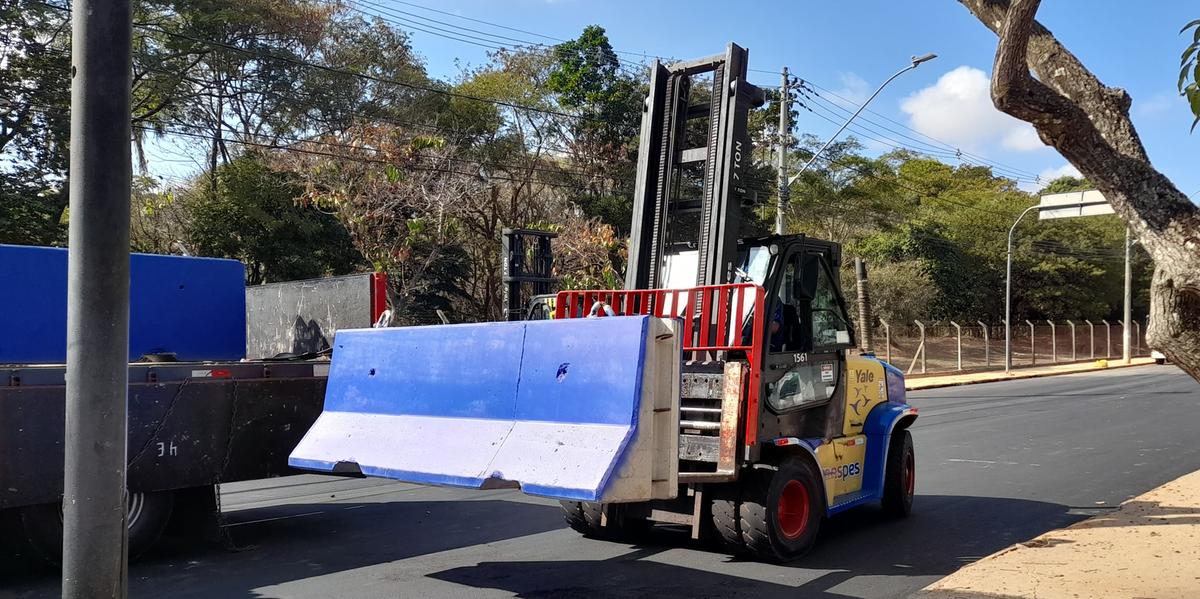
[879, 318, 891, 365]
[1085, 320, 1095, 359]
[977, 320, 990, 367]
[907, 320, 926, 375]
[1134, 321, 1141, 356]
[1118, 320, 1126, 360]
[1066, 320, 1077, 361]
[1046, 320, 1057, 364]
[1102, 319, 1111, 358]
[950, 321, 963, 371]
[1025, 320, 1036, 366]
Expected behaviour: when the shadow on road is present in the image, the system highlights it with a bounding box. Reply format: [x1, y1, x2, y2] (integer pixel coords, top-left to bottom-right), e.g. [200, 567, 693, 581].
[430, 494, 1088, 599]
[1, 497, 565, 598]
[3, 494, 1088, 598]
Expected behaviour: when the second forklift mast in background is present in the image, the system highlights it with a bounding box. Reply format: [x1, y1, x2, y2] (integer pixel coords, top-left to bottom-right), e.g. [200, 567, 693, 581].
[501, 228, 556, 321]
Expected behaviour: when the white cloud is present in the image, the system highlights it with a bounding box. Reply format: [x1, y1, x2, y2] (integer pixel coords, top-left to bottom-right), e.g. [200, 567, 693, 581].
[900, 66, 1046, 153]
[1134, 92, 1176, 118]
[1039, 163, 1082, 182]
[834, 72, 870, 106]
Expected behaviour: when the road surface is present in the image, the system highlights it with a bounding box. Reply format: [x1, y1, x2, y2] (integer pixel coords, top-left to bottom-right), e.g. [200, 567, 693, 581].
[3, 365, 1198, 598]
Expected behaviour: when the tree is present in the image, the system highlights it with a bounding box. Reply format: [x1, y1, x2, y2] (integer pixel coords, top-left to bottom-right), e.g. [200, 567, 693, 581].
[957, 0, 1200, 382]
[185, 154, 363, 284]
[0, 2, 70, 245]
[1179, 19, 1200, 129]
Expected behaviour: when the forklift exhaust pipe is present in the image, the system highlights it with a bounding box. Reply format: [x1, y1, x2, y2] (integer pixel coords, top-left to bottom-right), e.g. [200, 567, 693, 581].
[855, 258, 873, 352]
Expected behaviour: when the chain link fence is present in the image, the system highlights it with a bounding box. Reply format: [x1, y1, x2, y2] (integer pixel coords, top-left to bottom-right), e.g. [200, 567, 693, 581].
[871, 319, 1149, 375]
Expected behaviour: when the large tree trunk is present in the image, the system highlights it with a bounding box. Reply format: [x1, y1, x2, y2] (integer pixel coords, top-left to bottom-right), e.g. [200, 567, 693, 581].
[957, 0, 1200, 383]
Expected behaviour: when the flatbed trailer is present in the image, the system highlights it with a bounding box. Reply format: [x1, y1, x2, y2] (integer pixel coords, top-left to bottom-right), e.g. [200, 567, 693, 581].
[0, 266, 386, 561]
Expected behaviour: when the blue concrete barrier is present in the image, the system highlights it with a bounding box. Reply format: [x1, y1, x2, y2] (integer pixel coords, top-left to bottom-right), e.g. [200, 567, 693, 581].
[289, 316, 666, 501]
[0, 244, 246, 364]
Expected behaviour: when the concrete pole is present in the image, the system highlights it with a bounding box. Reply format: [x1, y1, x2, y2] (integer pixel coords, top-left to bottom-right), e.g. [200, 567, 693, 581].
[1123, 226, 1132, 364]
[62, 0, 133, 596]
[854, 258, 873, 352]
[1026, 320, 1036, 366]
[1066, 320, 1077, 361]
[775, 67, 789, 235]
[1102, 320, 1112, 358]
[1047, 320, 1057, 364]
[950, 321, 962, 371]
[978, 320, 990, 367]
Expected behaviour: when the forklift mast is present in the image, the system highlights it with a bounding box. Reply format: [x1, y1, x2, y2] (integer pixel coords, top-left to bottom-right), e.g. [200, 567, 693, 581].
[501, 228, 556, 321]
[626, 44, 766, 291]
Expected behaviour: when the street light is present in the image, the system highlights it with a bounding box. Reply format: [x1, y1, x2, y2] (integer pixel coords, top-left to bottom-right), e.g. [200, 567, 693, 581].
[1005, 204, 1040, 374]
[785, 53, 937, 189]
[1006, 197, 1114, 373]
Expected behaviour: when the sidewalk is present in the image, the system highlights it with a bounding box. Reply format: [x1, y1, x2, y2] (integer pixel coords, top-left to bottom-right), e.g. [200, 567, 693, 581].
[911, 468, 1200, 599]
[905, 357, 1156, 391]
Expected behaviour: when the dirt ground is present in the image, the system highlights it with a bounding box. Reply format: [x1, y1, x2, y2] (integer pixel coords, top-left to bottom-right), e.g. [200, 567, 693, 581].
[912, 468, 1200, 599]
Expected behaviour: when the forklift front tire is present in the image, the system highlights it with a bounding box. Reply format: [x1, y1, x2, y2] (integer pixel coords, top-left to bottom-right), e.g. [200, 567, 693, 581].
[709, 487, 744, 552]
[881, 429, 916, 517]
[739, 458, 823, 561]
[559, 501, 647, 541]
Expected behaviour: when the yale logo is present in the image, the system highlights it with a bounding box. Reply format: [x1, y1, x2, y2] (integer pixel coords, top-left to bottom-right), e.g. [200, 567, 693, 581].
[854, 369, 875, 383]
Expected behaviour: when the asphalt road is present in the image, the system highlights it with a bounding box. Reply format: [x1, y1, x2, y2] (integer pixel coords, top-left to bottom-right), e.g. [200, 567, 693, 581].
[4, 365, 1199, 599]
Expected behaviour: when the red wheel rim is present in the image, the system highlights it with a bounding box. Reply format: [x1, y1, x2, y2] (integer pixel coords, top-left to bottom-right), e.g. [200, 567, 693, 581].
[777, 479, 810, 540]
[904, 450, 916, 497]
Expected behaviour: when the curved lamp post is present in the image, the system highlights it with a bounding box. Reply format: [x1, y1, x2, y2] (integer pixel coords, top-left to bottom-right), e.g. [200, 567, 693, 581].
[785, 54, 937, 190]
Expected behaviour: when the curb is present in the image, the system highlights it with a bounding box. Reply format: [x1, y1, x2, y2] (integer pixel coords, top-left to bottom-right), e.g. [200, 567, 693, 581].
[904, 358, 1157, 391]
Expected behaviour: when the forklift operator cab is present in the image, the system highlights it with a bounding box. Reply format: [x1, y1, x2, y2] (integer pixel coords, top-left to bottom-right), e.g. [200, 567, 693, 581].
[752, 237, 855, 414]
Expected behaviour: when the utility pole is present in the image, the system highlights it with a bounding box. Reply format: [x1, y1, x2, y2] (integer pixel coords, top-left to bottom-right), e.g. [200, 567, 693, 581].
[62, 0, 133, 596]
[775, 66, 789, 235]
[1123, 226, 1132, 364]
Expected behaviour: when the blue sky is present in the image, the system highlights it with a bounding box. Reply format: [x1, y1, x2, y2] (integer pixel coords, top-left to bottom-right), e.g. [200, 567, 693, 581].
[376, 0, 1200, 198]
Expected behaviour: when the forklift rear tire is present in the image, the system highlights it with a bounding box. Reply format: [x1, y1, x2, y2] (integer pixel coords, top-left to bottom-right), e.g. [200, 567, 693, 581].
[881, 429, 915, 517]
[19, 490, 175, 564]
[739, 458, 823, 561]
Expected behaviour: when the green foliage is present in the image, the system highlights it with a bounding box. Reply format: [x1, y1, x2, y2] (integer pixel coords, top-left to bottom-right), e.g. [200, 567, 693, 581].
[1038, 175, 1092, 194]
[185, 154, 363, 284]
[1180, 19, 1200, 130]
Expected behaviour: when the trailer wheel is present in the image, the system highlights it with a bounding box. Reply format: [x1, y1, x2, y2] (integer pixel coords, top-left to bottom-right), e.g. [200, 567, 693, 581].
[881, 429, 915, 517]
[19, 490, 175, 564]
[739, 458, 822, 561]
[709, 487, 744, 551]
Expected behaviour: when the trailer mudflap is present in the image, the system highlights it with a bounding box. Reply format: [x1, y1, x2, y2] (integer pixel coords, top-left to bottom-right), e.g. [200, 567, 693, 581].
[288, 316, 680, 503]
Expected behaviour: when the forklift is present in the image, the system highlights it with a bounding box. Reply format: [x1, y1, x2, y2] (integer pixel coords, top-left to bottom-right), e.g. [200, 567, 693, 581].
[289, 43, 917, 562]
[550, 44, 917, 560]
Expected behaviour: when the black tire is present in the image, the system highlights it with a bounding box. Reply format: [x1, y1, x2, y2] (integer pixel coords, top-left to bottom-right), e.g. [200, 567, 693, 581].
[559, 501, 649, 540]
[739, 458, 823, 562]
[19, 490, 175, 564]
[560, 500, 603, 535]
[709, 486, 744, 552]
[881, 429, 916, 517]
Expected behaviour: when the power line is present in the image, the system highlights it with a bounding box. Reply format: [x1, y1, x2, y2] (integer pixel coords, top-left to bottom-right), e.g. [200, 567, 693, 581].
[32, 0, 616, 126]
[798, 78, 1044, 181]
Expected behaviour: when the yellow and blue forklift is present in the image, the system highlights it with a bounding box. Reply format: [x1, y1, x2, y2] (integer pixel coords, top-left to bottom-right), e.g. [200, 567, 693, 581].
[289, 43, 918, 561]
